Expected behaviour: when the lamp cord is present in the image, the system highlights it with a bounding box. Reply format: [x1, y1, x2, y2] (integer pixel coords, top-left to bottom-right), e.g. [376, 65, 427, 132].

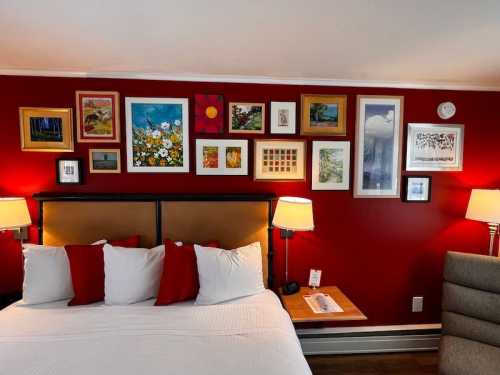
[285, 236, 289, 282]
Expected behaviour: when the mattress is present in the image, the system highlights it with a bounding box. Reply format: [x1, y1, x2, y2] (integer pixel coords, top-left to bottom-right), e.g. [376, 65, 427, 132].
[0, 290, 311, 375]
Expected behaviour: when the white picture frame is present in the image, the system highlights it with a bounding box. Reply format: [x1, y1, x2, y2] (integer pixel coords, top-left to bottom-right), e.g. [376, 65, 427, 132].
[354, 95, 404, 198]
[195, 139, 248, 175]
[270, 101, 296, 134]
[406, 123, 464, 171]
[125, 97, 189, 173]
[254, 139, 306, 181]
[312, 141, 350, 190]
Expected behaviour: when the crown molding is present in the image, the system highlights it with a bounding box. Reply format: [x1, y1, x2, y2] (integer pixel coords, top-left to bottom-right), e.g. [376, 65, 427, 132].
[1, 69, 500, 92]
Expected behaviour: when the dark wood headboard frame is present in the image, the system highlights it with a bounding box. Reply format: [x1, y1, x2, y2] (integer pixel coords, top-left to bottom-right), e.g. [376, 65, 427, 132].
[33, 192, 276, 288]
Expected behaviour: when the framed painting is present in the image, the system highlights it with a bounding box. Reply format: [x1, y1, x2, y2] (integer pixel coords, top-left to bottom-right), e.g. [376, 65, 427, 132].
[311, 141, 350, 190]
[76, 91, 120, 143]
[195, 94, 224, 134]
[125, 97, 189, 173]
[56, 158, 83, 184]
[300, 94, 347, 136]
[229, 102, 265, 134]
[403, 176, 431, 202]
[270, 101, 296, 134]
[195, 139, 248, 175]
[254, 139, 306, 181]
[89, 149, 121, 174]
[354, 95, 404, 198]
[19, 107, 74, 152]
[406, 123, 464, 171]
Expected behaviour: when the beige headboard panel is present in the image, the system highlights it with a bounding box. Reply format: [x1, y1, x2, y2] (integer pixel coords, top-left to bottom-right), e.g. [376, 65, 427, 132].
[42, 201, 157, 248]
[161, 201, 270, 287]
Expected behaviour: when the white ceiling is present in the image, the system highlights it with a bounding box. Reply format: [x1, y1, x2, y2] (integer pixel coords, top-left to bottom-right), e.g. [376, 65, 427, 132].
[1, 0, 500, 90]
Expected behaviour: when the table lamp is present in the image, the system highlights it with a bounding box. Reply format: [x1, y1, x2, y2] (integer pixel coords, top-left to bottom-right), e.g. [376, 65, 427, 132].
[272, 197, 314, 294]
[0, 198, 32, 241]
[465, 189, 500, 256]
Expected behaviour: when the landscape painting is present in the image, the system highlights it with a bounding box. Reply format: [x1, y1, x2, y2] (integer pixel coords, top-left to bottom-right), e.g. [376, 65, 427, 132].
[30, 117, 63, 142]
[89, 149, 121, 173]
[229, 102, 265, 134]
[310, 103, 338, 128]
[76, 91, 120, 143]
[312, 141, 350, 190]
[301, 95, 347, 135]
[125, 97, 189, 173]
[196, 139, 248, 175]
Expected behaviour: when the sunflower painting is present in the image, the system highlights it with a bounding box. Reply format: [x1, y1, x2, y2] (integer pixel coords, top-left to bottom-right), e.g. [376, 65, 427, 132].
[125, 97, 189, 172]
[195, 94, 224, 133]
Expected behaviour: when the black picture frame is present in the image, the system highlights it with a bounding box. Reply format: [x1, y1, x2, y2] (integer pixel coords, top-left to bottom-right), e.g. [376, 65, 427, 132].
[403, 176, 432, 203]
[56, 158, 83, 184]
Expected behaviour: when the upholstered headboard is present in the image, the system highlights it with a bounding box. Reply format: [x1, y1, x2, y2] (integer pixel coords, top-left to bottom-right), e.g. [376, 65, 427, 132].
[33, 193, 276, 288]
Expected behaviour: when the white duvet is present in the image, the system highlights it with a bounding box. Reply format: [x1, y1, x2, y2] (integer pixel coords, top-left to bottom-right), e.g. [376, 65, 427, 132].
[0, 290, 311, 375]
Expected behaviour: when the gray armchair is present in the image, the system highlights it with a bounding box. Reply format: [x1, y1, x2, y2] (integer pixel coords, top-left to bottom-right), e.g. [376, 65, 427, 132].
[439, 251, 500, 375]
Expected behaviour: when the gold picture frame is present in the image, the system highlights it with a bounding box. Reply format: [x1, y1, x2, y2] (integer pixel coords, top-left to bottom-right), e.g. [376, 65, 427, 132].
[89, 148, 121, 174]
[19, 107, 74, 152]
[300, 94, 347, 136]
[254, 139, 306, 181]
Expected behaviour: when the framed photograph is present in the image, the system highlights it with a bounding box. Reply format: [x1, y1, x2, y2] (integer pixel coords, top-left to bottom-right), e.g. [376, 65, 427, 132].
[270, 101, 296, 134]
[56, 159, 83, 184]
[229, 102, 265, 134]
[195, 94, 224, 134]
[254, 139, 306, 181]
[403, 176, 431, 202]
[195, 139, 248, 175]
[354, 95, 404, 198]
[300, 94, 347, 136]
[406, 123, 464, 171]
[19, 107, 74, 152]
[76, 91, 120, 143]
[89, 149, 121, 174]
[312, 141, 350, 190]
[125, 97, 189, 173]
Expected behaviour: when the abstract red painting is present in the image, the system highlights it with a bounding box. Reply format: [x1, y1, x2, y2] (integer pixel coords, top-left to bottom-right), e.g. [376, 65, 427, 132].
[195, 94, 224, 133]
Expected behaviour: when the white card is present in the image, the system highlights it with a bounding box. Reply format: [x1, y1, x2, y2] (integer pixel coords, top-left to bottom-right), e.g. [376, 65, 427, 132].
[309, 269, 322, 288]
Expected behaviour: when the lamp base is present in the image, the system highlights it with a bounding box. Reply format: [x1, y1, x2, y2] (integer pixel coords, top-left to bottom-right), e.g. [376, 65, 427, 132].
[282, 281, 300, 295]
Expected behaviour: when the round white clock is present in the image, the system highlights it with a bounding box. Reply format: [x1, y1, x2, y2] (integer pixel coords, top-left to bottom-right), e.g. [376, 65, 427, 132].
[437, 101, 456, 120]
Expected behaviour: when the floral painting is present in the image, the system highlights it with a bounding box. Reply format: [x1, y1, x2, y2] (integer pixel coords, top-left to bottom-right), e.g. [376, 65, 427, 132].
[226, 147, 242, 168]
[125, 97, 189, 173]
[312, 141, 350, 190]
[203, 146, 219, 168]
[229, 102, 265, 134]
[196, 139, 247, 175]
[76, 91, 120, 143]
[195, 94, 223, 133]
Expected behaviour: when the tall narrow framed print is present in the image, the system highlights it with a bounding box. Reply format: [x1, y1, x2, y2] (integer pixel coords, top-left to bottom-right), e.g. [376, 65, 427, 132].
[76, 91, 120, 143]
[312, 141, 350, 190]
[195, 139, 248, 175]
[406, 123, 464, 171]
[354, 96, 404, 198]
[125, 97, 189, 173]
[254, 139, 306, 181]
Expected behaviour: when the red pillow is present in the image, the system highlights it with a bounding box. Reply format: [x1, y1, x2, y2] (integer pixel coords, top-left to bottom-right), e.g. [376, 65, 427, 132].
[155, 239, 219, 306]
[65, 244, 105, 306]
[109, 235, 140, 248]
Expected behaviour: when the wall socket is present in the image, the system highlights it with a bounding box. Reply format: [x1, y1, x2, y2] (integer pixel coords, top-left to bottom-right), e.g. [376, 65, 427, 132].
[412, 296, 424, 312]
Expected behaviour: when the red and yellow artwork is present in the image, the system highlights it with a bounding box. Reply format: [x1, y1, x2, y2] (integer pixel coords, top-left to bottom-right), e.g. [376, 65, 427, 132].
[202, 146, 219, 168]
[195, 94, 224, 134]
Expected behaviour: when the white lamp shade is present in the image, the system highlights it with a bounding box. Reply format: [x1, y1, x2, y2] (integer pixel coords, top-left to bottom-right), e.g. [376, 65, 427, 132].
[0, 198, 32, 230]
[272, 196, 314, 231]
[466, 189, 500, 224]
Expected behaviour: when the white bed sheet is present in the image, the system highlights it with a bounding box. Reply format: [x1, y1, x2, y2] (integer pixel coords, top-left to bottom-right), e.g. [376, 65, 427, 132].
[0, 290, 311, 375]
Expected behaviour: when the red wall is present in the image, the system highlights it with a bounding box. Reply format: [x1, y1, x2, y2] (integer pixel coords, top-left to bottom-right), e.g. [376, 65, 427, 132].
[1, 75, 499, 326]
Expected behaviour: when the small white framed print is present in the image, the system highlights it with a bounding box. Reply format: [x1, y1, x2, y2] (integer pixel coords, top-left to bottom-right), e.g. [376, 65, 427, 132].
[56, 159, 83, 184]
[270, 101, 296, 134]
[403, 176, 431, 202]
[196, 139, 248, 175]
[308, 269, 322, 288]
[312, 141, 350, 190]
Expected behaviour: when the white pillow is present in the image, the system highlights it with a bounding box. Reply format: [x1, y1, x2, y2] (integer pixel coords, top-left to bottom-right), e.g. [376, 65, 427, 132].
[194, 242, 265, 305]
[22, 245, 74, 305]
[103, 244, 165, 305]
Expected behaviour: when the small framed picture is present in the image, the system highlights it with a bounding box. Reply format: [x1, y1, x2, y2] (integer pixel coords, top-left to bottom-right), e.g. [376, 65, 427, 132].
[270, 102, 296, 134]
[76, 91, 120, 143]
[195, 139, 248, 175]
[301, 94, 347, 136]
[254, 139, 306, 181]
[403, 176, 431, 202]
[89, 149, 121, 174]
[56, 159, 83, 184]
[229, 102, 265, 134]
[195, 94, 224, 134]
[312, 141, 350, 190]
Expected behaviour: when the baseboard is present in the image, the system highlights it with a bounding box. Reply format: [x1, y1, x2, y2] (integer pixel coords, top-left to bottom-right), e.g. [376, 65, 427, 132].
[297, 324, 441, 355]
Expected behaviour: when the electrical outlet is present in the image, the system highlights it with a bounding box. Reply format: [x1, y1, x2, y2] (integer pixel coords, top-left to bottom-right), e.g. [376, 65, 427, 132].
[412, 296, 424, 312]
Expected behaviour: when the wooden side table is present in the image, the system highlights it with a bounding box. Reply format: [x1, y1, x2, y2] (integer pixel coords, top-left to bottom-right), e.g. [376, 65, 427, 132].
[279, 286, 367, 323]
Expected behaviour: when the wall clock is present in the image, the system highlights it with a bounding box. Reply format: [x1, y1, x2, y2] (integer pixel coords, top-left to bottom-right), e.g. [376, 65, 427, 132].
[437, 101, 456, 120]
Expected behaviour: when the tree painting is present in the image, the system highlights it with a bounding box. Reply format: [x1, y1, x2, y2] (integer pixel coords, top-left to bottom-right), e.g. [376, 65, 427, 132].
[310, 103, 338, 128]
[319, 148, 343, 183]
[29, 117, 63, 142]
[231, 104, 263, 131]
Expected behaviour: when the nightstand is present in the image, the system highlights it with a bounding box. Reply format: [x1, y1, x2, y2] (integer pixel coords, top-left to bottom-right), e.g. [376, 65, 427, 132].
[279, 286, 367, 323]
[0, 292, 22, 310]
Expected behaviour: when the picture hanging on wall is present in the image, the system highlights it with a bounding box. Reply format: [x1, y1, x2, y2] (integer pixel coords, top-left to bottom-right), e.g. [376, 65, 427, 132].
[76, 91, 120, 143]
[89, 149, 121, 174]
[19, 107, 74, 152]
[300, 94, 347, 136]
[125, 97, 189, 173]
[406, 123, 464, 171]
[311, 141, 350, 190]
[354, 95, 404, 198]
[195, 139, 248, 175]
[403, 176, 431, 202]
[195, 94, 224, 134]
[254, 139, 306, 181]
[270, 101, 296, 134]
[229, 102, 265, 134]
[56, 158, 83, 184]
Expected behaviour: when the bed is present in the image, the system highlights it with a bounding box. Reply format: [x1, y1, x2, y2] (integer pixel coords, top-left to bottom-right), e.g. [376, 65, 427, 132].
[0, 193, 312, 375]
